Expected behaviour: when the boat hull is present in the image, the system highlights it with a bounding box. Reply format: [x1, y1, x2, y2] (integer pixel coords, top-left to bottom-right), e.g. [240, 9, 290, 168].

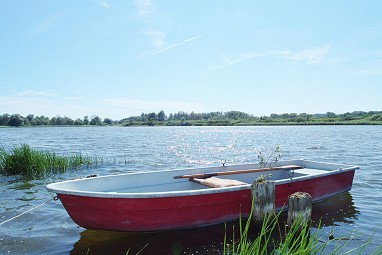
[57, 169, 355, 232]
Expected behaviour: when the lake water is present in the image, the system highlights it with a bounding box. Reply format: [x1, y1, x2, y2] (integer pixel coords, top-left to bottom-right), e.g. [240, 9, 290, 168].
[0, 126, 381, 254]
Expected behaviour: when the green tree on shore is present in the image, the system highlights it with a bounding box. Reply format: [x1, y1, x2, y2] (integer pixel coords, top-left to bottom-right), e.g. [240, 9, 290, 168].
[8, 114, 24, 127]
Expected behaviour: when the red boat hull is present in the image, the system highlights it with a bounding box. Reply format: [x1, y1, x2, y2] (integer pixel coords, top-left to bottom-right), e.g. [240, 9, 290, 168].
[58, 170, 355, 232]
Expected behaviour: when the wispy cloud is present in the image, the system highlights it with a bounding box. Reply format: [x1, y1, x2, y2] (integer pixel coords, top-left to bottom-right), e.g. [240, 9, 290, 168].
[104, 97, 205, 114]
[285, 44, 330, 64]
[145, 30, 166, 49]
[133, 0, 203, 59]
[342, 67, 382, 77]
[15, 90, 85, 101]
[15, 90, 58, 97]
[133, 0, 167, 51]
[215, 44, 330, 69]
[138, 34, 203, 60]
[214, 52, 267, 69]
[338, 49, 382, 78]
[100, 1, 111, 8]
[133, 0, 154, 17]
[64, 96, 84, 100]
[0, 96, 92, 118]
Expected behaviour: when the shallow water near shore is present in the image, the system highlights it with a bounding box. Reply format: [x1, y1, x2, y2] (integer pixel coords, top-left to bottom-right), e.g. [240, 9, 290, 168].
[0, 126, 381, 254]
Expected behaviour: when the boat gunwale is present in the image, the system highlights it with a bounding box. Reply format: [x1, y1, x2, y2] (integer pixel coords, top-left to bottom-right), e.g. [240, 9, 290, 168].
[46, 160, 359, 199]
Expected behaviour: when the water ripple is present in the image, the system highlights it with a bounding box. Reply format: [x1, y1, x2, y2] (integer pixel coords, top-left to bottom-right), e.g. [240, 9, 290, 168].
[0, 125, 381, 254]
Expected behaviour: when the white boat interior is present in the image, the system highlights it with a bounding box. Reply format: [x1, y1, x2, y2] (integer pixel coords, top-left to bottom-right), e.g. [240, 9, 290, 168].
[46, 160, 358, 198]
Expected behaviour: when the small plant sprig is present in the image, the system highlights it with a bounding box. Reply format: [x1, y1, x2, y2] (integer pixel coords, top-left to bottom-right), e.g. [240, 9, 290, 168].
[256, 145, 282, 183]
[257, 145, 282, 169]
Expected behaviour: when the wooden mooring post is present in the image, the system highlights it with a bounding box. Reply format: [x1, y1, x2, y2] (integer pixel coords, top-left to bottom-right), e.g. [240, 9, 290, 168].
[250, 180, 312, 226]
[251, 179, 275, 222]
[287, 192, 312, 226]
[286, 192, 312, 252]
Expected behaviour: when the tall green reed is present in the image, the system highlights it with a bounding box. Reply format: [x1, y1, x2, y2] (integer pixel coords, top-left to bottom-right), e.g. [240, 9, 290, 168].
[224, 211, 381, 255]
[0, 144, 99, 178]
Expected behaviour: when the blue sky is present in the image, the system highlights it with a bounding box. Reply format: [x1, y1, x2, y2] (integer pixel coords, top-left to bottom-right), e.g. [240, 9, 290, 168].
[1, 1, 381, 120]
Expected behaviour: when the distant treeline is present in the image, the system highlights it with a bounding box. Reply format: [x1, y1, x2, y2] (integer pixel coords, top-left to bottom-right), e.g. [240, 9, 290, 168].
[121, 110, 382, 126]
[1, 110, 382, 127]
[0, 114, 113, 127]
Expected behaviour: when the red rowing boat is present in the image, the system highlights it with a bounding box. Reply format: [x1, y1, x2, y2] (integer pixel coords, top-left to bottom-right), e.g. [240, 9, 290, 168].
[46, 160, 358, 232]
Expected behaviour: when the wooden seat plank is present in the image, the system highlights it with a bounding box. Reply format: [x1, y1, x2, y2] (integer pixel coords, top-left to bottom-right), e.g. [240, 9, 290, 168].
[190, 177, 247, 188]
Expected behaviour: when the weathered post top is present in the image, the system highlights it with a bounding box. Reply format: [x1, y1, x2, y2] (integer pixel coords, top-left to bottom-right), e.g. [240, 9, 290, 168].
[251, 178, 275, 223]
[287, 192, 312, 226]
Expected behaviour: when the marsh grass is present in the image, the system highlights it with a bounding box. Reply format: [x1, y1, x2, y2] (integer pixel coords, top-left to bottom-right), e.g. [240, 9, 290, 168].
[224, 212, 312, 255]
[0, 144, 100, 178]
[224, 211, 381, 255]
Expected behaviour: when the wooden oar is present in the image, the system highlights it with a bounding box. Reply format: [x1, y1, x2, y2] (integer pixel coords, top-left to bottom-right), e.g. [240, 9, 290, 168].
[173, 165, 303, 179]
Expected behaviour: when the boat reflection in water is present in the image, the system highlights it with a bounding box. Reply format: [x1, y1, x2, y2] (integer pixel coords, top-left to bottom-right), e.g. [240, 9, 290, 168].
[311, 192, 359, 226]
[71, 192, 358, 255]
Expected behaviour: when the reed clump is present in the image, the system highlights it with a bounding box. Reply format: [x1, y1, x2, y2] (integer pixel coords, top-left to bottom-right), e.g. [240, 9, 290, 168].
[224, 213, 310, 255]
[224, 212, 381, 255]
[0, 144, 98, 178]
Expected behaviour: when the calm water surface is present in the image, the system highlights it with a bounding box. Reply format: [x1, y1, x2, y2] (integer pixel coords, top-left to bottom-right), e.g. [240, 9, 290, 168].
[0, 126, 381, 254]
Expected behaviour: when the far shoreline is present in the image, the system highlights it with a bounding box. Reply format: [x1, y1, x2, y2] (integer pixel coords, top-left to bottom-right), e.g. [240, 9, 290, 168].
[1, 110, 382, 127]
[1, 122, 382, 128]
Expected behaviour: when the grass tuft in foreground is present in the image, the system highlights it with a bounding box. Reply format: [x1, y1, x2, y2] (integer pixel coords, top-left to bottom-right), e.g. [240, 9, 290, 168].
[0, 144, 99, 178]
[224, 211, 381, 255]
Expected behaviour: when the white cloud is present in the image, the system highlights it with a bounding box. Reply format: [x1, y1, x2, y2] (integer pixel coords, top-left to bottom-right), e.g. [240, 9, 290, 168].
[138, 34, 203, 60]
[133, 0, 154, 17]
[342, 67, 382, 77]
[133, 0, 203, 58]
[214, 52, 266, 69]
[91, 0, 110, 8]
[100, 1, 111, 8]
[15, 90, 58, 97]
[285, 44, 330, 64]
[145, 30, 166, 49]
[1, 93, 206, 119]
[0, 96, 87, 117]
[64, 96, 83, 100]
[104, 97, 205, 115]
[215, 44, 330, 69]
[0, 91, 92, 118]
[133, 0, 167, 50]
